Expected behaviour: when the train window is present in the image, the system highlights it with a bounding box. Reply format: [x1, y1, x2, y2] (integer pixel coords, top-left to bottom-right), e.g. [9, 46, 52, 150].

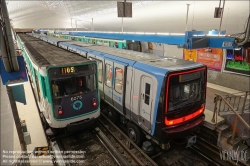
[98, 62, 103, 83]
[105, 64, 112, 87]
[145, 83, 151, 105]
[115, 68, 123, 94]
[41, 77, 47, 97]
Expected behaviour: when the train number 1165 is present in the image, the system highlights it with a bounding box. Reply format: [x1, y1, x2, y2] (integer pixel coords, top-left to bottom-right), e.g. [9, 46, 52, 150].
[61, 67, 75, 74]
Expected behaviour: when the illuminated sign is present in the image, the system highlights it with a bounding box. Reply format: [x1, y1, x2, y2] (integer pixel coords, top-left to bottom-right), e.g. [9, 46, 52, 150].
[61, 67, 74, 74]
[179, 71, 201, 82]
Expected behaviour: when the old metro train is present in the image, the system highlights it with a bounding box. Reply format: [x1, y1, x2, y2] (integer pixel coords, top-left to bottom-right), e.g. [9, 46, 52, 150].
[27, 33, 207, 148]
[17, 33, 100, 135]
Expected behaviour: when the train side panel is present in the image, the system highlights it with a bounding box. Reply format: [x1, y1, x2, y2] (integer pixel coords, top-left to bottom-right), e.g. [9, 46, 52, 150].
[125, 66, 133, 119]
[18, 36, 56, 127]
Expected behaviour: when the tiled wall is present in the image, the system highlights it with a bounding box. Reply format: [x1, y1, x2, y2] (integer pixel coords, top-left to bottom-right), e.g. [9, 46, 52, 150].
[162, 45, 249, 92]
[207, 70, 250, 92]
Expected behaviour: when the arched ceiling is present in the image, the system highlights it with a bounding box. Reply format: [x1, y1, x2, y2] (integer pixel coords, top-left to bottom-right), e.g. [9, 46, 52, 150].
[6, 1, 249, 35]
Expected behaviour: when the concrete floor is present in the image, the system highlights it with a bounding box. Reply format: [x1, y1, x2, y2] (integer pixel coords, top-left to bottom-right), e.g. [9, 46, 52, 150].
[0, 78, 50, 165]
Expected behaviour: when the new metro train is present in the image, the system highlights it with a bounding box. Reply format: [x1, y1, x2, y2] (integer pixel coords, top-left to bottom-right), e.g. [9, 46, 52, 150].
[27, 33, 207, 148]
[17, 33, 100, 135]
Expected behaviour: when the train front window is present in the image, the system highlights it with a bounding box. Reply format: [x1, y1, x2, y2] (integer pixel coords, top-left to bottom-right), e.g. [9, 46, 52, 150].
[168, 70, 205, 112]
[51, 74, 96, 98]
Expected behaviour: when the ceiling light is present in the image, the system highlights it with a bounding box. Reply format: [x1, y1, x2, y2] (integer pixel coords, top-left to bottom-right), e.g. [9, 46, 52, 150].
[7, 78, 25, 87]
[145, 32, 156, 35]
[157, 33, 170, 35]
[170, 33, 185, 35]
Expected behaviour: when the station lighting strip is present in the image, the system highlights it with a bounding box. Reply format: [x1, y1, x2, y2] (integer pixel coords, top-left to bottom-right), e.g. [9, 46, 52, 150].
[59, 31, 227, 37]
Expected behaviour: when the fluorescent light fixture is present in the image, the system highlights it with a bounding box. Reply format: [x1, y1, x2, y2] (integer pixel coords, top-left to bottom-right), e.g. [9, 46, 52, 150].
[157, 33, 170, 35]
[145, 32, 156, 35]
[7, 78, 25, 87]
[170, 33, 185, 36]
[207, 34, 226, 36]
[193, 35, 205, 37]
[234, 48, 242, 50]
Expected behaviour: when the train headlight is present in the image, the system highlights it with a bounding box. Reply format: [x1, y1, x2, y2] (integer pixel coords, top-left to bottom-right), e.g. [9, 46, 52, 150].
[92, 98, 97, 107]
[58, 106, 63, 115]
[165, 105, 204, 126]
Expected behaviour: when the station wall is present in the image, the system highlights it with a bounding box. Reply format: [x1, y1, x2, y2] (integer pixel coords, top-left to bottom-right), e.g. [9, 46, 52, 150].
[142, 42, 250, 92]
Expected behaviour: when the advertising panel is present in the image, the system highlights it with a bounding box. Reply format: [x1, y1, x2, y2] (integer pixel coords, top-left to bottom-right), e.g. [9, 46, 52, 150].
[196, 48, 223, 71]
[223, 42, 250, 76]
[183, 48, 223, 71]
[183, 49, 197, 62]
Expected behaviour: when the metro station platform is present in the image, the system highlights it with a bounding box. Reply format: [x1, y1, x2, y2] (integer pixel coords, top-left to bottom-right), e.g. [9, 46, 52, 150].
[203, 82, 244, 130]
[0, 77, 247, 165]
[0, 78, 52, 165]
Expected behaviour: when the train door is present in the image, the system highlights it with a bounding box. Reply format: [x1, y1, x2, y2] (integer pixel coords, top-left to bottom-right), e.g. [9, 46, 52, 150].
[34, 70, 41, 102]
[113, 62, 126, 113]
[87, 54, 105, 99]
[104, 58, 127, 113]
[95, 56, 104, 100]
[104, 59, 113, 105]
[139, 76, 153, 131]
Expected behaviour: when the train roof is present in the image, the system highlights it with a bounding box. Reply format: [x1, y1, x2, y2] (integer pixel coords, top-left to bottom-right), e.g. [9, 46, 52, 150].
[18, 34, 92, 68]
[62, 41, 96, 47]
[41, 35, 71, 42]
[66, 42, 204, 72]
[28, 33, 204, 74]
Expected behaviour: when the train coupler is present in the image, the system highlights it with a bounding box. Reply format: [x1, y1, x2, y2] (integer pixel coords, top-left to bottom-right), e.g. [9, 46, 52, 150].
[186, 135, 197, 148]
[161, 142, 171, 150]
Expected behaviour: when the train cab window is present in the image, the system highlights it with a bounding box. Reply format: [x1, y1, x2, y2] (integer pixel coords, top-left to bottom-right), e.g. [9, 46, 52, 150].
[51, 74, 96, 99]
[105, 64, 112, 87]
[98, 62, 103, 83]
[168, 71, 204, 112]
[145, 83, 151, 105]
[41, 77, 47, 97]
[115, 68, 123, 94]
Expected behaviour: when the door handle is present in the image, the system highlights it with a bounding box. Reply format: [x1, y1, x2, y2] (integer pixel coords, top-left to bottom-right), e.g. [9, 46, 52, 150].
[142, 94, 144, 99]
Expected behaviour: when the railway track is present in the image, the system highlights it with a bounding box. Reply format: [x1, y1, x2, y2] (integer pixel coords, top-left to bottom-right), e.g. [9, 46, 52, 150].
[97, 113, 158, 166]
[51, 127, 121, 166]
[194, 137, 248, 166]
[97, 112, 232, 166]
[49, 112, 158, 166]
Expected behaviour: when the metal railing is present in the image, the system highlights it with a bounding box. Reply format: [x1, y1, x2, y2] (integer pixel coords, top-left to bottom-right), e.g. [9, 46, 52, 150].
[211, 92, 250, 143]
[220, 91, 249, 114]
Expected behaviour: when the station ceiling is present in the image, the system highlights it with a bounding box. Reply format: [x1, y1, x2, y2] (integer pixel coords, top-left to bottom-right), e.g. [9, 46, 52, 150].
[6, 1, 249, 35]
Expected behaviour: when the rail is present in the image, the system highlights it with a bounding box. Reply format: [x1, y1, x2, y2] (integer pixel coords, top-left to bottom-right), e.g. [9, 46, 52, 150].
[211, 92, 250, 143]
